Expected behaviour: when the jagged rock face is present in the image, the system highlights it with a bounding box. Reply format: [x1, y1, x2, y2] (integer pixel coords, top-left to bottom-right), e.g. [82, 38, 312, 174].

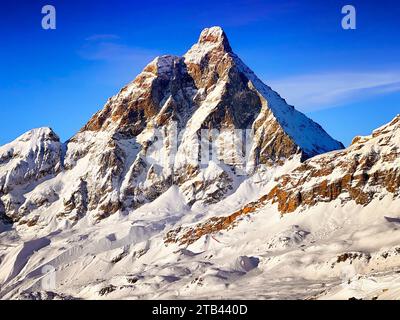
[58, 178, 88, 221]
[267, 115, 400, 214]
[0, 198, 11, 223]
[165, 116, 400, 246]
[60, 27, 342, 219]
[82, 55, 197, 136]
[0, 27, 344, 223]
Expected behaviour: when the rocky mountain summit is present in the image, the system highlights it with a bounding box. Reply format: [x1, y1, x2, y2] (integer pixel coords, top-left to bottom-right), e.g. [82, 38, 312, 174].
[0, 27, 342, 225]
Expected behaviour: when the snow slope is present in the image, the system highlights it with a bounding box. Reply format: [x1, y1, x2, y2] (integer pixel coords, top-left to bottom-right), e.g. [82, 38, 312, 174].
[0, 27, 398, 300]
[1, 177, 399, 300]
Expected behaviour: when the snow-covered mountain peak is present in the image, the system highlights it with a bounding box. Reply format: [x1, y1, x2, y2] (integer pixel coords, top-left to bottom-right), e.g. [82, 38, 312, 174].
[0, 127, 61, 163]
[0, 127, 62, 198]
[197, 26, 231, 51]
[1, 28, 347, 225]
[3, 127, 59, 146]
[80, 27, 343, 162]
[0, 28, 347, 224]
[184, 26, 232, 64]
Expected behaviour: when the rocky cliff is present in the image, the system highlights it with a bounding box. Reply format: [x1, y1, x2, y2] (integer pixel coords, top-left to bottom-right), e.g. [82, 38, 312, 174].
[165, 115, 400, 245]
[0, 27, 343, 225]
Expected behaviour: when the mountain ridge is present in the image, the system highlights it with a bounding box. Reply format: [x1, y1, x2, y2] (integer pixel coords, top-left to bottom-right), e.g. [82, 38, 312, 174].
[165, 114, 400, 246]
[0, 26, 344, 224]
[1, 27, 399, 301]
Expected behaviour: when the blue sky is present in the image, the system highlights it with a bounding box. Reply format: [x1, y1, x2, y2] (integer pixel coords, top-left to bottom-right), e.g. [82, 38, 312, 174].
[1, 0, 399, 146]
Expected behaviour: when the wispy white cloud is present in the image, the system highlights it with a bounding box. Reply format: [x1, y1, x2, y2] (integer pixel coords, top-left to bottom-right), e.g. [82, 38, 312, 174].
[267, 71, 400, 112]
[79, 35, 159, 64]
[76, 35, 161, 87]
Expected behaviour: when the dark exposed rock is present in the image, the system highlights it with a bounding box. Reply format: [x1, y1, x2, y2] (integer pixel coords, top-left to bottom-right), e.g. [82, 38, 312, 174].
[99, 285, 117, 296]
[266, 115, 400, 214]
